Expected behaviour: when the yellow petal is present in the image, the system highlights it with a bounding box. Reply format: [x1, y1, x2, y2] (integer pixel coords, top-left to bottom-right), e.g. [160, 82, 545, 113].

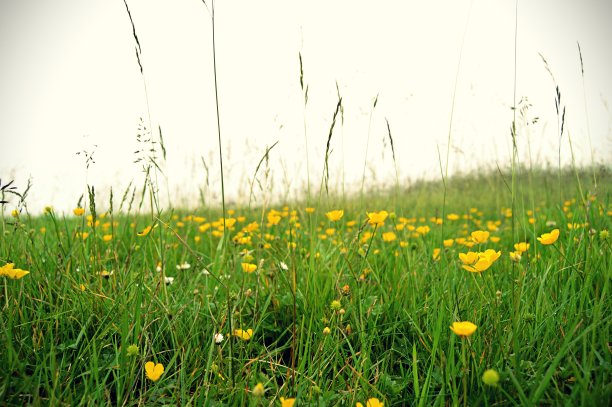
[280, 397, 296, 407]
[450, 321, 477, 337]
[144, 361, 164, 381]
[367, 398, 384, 407]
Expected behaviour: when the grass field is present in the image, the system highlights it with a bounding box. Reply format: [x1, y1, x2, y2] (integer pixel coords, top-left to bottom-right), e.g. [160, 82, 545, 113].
[0, 165, 610, 406]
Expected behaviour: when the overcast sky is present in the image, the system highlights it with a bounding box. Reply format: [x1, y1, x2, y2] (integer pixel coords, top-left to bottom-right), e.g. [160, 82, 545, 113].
[1, 0, 611, 213]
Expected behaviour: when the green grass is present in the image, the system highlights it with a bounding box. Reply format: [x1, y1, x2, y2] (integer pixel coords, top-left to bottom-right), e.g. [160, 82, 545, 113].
[0, 166, 611, 406]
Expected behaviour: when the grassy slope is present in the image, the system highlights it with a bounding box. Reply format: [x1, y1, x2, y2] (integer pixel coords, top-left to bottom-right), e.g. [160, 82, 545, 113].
[0, 166, 610, 406]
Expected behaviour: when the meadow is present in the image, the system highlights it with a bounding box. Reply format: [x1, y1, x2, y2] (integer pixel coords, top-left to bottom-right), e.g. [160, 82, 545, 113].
[0, 165, 610, 406]
[1, 2, 611, 405]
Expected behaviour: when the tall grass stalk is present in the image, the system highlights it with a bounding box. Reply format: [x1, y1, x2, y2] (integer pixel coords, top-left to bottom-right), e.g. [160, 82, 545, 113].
[577, 42, 597, 189]
[201, 0, 234, 390]
[359, 95, 378, 209]
[299, 52, 311, 204]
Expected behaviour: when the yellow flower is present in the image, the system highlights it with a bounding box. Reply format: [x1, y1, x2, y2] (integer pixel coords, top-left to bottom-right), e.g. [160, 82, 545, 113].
[222, 218, 237, 229]
[305, 207, 315, 214]
[537, 229, 559, 245]
[233, 328, 253, 341]
[241, 263, 257, 273]
[382, 232, 396, 242]
[458, 251, 478, 265]
[73, 207, 85, 216]
[144, 361, 164, 381]
[415, 225, 430, 235]
[432, 248, 441, 261]
[470, 230, 489, 243]
[447, 213, 460, 221]
[443, 239, 454, 247]
[137, 225, 153, 237]
[322, 326, 331, 335]
[460, 249, 500, 272]
[102, 234, 113, 242]
[450, 321, 477, 337]
[326, 210, 344, 222]
[0, 263, 30, 279]
[99, 270, 114, 278]
[482, 369, 500, 386]
[461, 257, 492, 273]
[509, 251, 522, 262]
[280, 397, 296, 407]
[11, 209, 19, 218]
[252, 382, 265, 397]
[514, 242, 530, 252]
[267, 210, 282, 225]
[480, 249, 501, 263]
[357, 398, 384, 407]
[367, 210, 388, 226]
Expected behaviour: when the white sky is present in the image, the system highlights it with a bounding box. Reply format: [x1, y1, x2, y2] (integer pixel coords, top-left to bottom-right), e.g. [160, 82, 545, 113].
[1, 0, 611, 213]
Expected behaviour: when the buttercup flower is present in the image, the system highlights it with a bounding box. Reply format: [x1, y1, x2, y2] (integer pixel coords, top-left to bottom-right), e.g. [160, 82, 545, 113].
[382, 232, 396, 242]
[280, 397, 296, 407]
[367, 210, 388, 226]
[356, 398, 384, 407]
[144, 361, 164, 381]
[450, 321, 477, 337]
[514, 242, 530, 253]
[233, 328, 253, 341]
[241, 263, 257, 273]
[137, 225, 153, 237]
[253, 382, 265, 397]
[326, 210, 344, 222]
[431, 247, 440, 260]
[459, 251, 479, 265]
[480, 249, 501, 262]
[470, 230, 490, 243]
[73, 207, 85, 216]
[537, 229, 559, 245]
[0, 263, 29, 279]
[460, 250, 501, 273]
[509, 251, 522, 262]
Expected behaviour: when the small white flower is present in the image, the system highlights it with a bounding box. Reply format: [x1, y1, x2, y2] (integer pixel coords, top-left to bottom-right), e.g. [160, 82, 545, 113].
[176, 262, 191, 270]
[201, 268, 210, 276]
[214, 333, 224, 344]
[279, 261, 288, 270]
[156, 265, 162, 272]
[164, 276, 174, 285]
